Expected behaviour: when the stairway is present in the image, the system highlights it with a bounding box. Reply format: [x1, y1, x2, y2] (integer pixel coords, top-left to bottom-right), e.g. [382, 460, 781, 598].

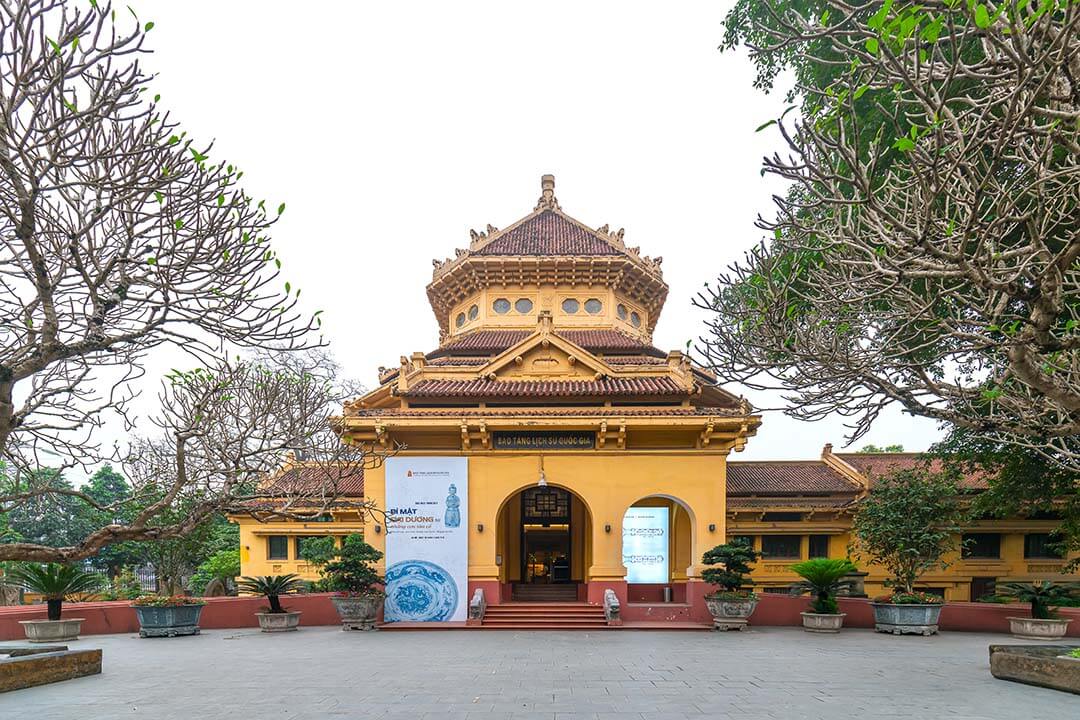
[481, 601, 609, 630]
[510, 583, 579, 602]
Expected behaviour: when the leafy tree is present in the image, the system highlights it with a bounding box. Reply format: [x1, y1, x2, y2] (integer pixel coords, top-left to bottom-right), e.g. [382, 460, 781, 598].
[3, 469, 95, 549]
[189, 548, 241, 596]
[850, 468, 963, 594]
[701, 538, 760, 597]
[701, 0, 1080, 469]
[300, 535, 384, 596]
[857, 444, 904, 454]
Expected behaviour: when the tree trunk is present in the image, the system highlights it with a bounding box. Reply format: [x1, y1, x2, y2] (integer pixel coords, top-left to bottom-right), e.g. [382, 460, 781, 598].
[46, 598, 62, 621]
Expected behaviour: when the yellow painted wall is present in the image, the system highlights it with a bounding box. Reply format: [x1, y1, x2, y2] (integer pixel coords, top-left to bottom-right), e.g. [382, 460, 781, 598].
[233, 513, 363, 582]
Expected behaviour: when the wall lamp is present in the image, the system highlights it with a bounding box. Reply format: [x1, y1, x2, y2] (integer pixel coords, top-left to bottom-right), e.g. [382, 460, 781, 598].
[374, 524, 382, 534]
[708, 523, 716, 533]
[604, 523, 612, 533]
[477, 523, 484, 533]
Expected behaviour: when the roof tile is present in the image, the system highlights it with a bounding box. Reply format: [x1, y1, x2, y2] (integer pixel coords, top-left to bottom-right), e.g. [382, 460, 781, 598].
[401, 376, 689, 399]
[476, 210, 621, 256]
[727, 461, 861, 495]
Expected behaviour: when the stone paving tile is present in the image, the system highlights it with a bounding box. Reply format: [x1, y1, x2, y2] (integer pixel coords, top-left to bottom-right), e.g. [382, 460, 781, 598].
[2, 626, 1077, 719]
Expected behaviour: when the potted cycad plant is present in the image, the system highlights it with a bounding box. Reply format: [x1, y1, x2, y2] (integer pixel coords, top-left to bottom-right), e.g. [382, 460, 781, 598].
[851, 468, 960, 636]
[8, 563, 102, 642]
[131, 594, 206, 637]
[790, 558, 856, 633]
[701, 537, 760, 631]
[998, 581, 1079, 640]
[300, 534, 384, 631]
[237, 574, 306, 632]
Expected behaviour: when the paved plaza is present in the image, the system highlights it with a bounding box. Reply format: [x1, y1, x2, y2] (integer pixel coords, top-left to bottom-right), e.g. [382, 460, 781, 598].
[3, 627, 1076, 718]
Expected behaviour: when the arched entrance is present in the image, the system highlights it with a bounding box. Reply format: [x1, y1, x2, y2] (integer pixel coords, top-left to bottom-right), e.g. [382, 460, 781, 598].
[622, 495, 695, 603]
[495, 484, 593, 601]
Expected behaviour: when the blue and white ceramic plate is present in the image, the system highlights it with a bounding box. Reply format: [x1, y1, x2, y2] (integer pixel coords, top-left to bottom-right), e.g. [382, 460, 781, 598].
[384, 559, 459, 622]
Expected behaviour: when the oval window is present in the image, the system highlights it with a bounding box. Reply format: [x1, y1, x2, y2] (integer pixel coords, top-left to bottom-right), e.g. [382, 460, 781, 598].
[584, 298, 603, 314]
[515, 298, 534, 314]
[493, 298, 511, 314]
[455, 312, 466, 328]
[617, 304, 628, 321]
[630, 311, 641, 328]
[468, 304, 479, 320]
[561, 298, 580, 314]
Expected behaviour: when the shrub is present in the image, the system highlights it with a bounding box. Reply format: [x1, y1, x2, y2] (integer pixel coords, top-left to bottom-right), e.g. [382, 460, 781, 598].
[6, 563, 102, 620]
[701, 538, 759, 601]
[851, 468, 962, 594]
[997, 581, 1080, 620]
[190, 549, 241, 596]
[872, 591, 944, 605]
[236, 574, 306, 613]
[790, 558, 856, 614]
[300, 534, 384, 597]
[131, 594, 204, 607]
[100, 569, 146, 601]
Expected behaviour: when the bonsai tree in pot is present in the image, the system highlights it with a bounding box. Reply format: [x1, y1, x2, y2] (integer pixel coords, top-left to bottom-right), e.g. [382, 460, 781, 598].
[851, 468, 961, 636]
[998, 581, 1080, 640]
[237, 574, 307, 632]
[130, 594, 207, 638]
[790, 558, 857, 633]
[300, 534, 385, 631]
[8, 563, 101, 642]
[701, 537, 760, 631]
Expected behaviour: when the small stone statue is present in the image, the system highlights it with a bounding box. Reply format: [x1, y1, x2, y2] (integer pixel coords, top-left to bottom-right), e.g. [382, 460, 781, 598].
[443, 483, 461, 528]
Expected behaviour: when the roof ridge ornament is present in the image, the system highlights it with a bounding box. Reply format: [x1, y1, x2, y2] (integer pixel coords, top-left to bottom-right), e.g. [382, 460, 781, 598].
[534, 173, 560, 211]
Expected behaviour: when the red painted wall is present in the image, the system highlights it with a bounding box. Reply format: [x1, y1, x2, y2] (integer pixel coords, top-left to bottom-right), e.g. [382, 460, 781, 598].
[2, 591, 1076, 639]
[0, 593, 342, 641]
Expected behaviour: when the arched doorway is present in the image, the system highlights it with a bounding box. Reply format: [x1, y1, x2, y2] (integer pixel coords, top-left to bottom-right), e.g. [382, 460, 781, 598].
[495, 484, 593, 600]
[622, 495, 695, 603]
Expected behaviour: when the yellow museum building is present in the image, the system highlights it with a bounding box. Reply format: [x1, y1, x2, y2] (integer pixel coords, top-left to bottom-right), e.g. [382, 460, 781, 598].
[233, 176, 1076, 624]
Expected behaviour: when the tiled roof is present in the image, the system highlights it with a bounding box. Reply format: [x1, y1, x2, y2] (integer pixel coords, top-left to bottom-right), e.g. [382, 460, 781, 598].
[429, 329, 662, 359]
[603, 355, 668, 366]
[401, 377, 690, 399]
[348, 405, 741, 418]
[727, 461, 861, 495]
[836, 453, 988, 490]
[261, 465, 365, 497]
[727, 496, 857, 510]
[426, 356, 489, 366]
[476, 210, 622, 256]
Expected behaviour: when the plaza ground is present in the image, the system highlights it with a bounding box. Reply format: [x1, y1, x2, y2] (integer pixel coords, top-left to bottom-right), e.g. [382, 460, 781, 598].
[4, 627, 1077, 718]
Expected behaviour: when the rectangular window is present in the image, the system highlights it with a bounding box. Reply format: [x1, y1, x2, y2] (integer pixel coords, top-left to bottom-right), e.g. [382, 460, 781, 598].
[761, 535, 801, 559]
[267, 535, 289, 560]
[971, 576, 997, 601]
[761, 512, 804, 522]
[1024, 533, 1064, 559]
[808, 535, 830, 559]
[962, 533, 1001, 559]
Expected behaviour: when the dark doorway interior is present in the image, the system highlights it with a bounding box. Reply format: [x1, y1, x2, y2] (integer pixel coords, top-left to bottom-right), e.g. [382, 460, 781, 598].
[520, 486, 572, 584]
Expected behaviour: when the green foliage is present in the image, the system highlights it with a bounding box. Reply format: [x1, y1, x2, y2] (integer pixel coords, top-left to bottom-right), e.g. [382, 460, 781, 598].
[851, 468, 962, 593]
[6, 562, 102, 619]
[997, 581, 1080, 620]
[857, 444, 904, 453]
[237, 573, 305, 613]
[701, 538, 760, 596]
[189, 549, 241, 596]
[100, 568, 146, 601]
[1069, 648, 1080, 659]
[300, 534, 383, 596]
[790, 558, 857, 614]
[131, 594, 204, 607]
[874, 590, 944, 605]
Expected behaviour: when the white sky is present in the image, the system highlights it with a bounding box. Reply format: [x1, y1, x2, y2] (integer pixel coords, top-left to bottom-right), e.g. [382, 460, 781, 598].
[131, 0, 942, 461]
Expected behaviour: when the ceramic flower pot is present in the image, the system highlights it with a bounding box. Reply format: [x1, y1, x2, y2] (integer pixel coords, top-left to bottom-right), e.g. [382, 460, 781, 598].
[871, 603, 942, 636]
[801, 612, 846, 633]
[705, 595, 758, 631]
[19, 618, 85, 643]
[1007, 616, 1072, 641]
[133, 604, 205, 638]
[331, 594, 383, 631]
[255, 611, 302, 632]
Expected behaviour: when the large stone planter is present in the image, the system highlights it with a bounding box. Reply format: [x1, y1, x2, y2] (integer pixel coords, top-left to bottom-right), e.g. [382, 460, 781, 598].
[801, 612, 846, 633]
[1008, 616, 1073, 641]
[989, 644, 1080, 694]
[255, 611, 302, 633]
[871, 603, 942, 636]
[132, 604, 205, 638]
[705, 595, 758, 631]
[18, 619, 85, 643]
[331, 594, 382, 631]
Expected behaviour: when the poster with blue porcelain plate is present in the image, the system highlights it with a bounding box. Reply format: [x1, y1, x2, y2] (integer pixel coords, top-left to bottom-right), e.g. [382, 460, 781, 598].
[384, 457, 468, 622]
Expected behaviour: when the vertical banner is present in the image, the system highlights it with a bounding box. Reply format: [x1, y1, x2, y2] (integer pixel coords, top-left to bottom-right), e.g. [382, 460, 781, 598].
[384, 457, 468, 622]
[622, 506, 670, 583]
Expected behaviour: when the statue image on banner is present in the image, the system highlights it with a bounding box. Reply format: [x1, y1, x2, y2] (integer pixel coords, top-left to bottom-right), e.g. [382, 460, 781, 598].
[444, 483, 461, 527]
